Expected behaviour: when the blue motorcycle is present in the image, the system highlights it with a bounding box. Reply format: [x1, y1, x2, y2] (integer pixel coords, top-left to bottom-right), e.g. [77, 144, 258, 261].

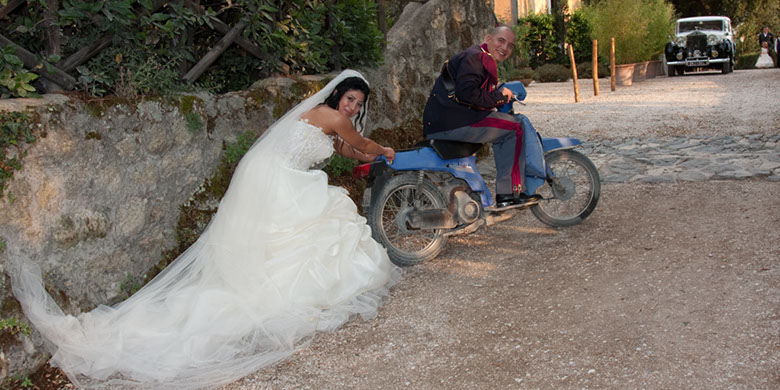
[352, 82, 601, 266]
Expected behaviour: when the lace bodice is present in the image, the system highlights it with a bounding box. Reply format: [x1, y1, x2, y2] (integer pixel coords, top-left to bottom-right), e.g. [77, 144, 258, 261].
[280, 120, 336, 169]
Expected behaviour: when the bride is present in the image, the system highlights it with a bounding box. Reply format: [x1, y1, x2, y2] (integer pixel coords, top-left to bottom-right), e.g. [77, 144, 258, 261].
[10, 70, 399, 389]
[755, 41, 774, 68]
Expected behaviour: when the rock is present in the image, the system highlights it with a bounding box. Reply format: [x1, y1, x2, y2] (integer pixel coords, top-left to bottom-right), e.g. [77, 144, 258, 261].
[366, 0, 494, 130]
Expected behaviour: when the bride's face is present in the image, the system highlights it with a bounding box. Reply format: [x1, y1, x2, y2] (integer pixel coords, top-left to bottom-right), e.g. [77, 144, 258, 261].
[337, 89, 365, 118]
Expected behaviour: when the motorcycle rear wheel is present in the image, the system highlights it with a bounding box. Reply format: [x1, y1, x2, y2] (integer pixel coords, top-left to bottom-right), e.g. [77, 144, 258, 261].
[367, 174, 447, 267]
[531, 149, 600, 227]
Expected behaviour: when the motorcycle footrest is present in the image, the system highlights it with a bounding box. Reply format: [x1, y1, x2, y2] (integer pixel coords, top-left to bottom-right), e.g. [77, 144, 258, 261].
[484, 202, 537, 212]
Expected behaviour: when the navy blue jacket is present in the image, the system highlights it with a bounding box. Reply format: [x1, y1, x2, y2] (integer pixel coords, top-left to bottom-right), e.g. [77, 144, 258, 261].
[423, 45, 509, 136]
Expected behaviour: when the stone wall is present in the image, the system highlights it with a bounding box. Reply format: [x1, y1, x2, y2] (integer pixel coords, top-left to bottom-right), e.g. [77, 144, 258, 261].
[0, 0, 495, 380]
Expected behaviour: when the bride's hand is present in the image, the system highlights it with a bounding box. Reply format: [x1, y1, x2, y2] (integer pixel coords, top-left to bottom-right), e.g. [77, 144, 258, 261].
[383, 147, 395, 162]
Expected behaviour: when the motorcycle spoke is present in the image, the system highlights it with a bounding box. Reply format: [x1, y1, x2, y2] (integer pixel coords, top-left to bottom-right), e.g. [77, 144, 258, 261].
[380, 185, 438, 252]
[540, 159, 593, 218]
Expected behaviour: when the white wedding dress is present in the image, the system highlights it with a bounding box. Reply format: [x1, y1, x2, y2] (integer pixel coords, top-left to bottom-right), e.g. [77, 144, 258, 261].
[11, 71, 399, 389]
[755, 47, 774, 68]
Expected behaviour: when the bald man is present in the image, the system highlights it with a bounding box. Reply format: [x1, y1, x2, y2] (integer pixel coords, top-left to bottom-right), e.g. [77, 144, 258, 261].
[423, 25, 541, 207]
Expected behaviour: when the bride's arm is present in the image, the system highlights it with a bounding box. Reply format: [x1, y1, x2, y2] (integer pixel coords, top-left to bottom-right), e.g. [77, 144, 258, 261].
[329, 114, 395, 162]
[334, 138, 380, 163]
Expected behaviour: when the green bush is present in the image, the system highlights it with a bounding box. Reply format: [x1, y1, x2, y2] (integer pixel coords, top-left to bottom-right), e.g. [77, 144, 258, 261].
[576, 61, 610, 79]
[584, 0, 675, 64]
[534, 63, 570, 82]
[735, 53, 759, 69]
[566, 9, 594, 64]
[0, 0, 385, 97]
[503, 67, 535, 81]
[517, 13, 563, 68]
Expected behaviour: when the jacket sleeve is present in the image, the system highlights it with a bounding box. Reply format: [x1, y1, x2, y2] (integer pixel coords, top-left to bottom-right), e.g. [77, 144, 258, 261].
[452, 53, 508, 109]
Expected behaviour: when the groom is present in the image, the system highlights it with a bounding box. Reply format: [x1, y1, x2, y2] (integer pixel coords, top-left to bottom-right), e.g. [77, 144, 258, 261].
[422, 25, 542, 207]
[758, 26, 775, 63]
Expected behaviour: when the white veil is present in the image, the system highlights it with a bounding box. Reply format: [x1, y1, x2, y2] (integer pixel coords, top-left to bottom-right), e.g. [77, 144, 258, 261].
[9, 69, 388, 390]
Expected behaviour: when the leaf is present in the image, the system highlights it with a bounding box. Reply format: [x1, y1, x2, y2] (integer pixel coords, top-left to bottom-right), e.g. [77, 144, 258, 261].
[4, 54, 23, 67]
[115, 53, 123, 64]
[139, 0, 153, 11]
[20, 72, 38, 83]
[151, 13, 171, 22]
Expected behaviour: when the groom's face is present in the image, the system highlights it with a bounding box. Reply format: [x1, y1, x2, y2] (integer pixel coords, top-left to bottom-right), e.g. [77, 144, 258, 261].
[485, 28, 516, 63]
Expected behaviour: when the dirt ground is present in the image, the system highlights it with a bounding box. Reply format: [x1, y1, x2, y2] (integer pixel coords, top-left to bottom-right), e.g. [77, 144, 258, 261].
[14, 70, 780, 390]
[225, 181, 779, 390]
[222, 70, 780, 390]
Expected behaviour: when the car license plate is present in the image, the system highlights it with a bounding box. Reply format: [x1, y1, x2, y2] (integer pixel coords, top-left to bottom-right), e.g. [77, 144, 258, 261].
[686, 59, 709, 66]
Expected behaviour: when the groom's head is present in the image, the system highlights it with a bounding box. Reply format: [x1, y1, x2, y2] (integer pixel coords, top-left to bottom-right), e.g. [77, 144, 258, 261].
[484, 25, 516, 63]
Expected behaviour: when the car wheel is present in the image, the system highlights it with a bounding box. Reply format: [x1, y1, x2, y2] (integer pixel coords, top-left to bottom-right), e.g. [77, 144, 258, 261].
[667, 65, 676, 76]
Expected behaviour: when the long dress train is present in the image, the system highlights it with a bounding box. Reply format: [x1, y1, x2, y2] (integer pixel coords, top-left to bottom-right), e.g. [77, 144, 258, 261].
[10, 70, 399, 389]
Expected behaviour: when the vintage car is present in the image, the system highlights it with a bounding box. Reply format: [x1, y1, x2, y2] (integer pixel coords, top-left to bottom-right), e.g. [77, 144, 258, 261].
[665, 16, 736, 75]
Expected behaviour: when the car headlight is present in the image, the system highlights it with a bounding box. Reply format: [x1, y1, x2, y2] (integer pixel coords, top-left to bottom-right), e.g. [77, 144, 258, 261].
[675, 36, 687, 46]
[676, 52, 683, 60]
[707, 34, 720, 45]
[711, 49, 719, 58]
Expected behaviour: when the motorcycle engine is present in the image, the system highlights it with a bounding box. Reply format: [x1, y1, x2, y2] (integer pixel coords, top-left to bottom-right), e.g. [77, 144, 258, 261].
[452, 190, 480, 224]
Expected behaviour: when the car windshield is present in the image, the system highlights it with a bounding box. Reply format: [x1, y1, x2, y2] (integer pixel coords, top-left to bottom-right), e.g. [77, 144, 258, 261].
[679, 20, 723, 33]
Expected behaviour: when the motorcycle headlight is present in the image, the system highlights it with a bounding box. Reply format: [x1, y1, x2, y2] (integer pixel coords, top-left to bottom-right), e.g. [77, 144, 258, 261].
[675, 36, 687, 46]
[707, 34, 720, 45]
[711, 49, 719, 58]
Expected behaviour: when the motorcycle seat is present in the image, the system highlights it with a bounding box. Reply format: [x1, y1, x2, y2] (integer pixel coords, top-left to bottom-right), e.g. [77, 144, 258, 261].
[414, 139, 483, 160]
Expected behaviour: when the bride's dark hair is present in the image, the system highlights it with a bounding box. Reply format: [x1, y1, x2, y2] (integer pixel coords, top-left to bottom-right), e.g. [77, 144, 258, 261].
[324, 76, 370, 133]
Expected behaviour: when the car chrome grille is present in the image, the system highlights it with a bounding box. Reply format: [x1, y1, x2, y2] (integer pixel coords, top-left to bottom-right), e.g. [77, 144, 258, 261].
[686, 33, 708, 56]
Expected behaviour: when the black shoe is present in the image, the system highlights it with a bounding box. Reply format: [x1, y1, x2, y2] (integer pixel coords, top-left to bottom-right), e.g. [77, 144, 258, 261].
[496, 193, 541, 207]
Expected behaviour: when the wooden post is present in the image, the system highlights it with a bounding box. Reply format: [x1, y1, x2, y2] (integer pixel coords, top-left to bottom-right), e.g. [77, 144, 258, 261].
[610, 37, 616, 91]
[0, 0, 25, 19]
[592, 39, 599, 96]
[57, 35, 113, 72]
[182, 20, 247, 83]
[568, 44, 579, 103]
[43, 0, 61, 56]
[180, 0, 270, 62]
[0, 34, 75, 90]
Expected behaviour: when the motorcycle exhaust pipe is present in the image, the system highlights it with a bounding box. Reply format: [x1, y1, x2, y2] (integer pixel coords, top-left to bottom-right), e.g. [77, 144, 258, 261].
[405, 208, 457, 230]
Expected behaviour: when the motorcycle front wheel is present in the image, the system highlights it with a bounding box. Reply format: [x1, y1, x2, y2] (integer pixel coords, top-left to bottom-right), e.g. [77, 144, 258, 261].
[531, 149, 600, 227]
[366, 173, 447, 267]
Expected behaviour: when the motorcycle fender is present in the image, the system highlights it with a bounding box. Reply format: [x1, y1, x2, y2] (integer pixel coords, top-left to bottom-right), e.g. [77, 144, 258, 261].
[541, 137, 582, 153]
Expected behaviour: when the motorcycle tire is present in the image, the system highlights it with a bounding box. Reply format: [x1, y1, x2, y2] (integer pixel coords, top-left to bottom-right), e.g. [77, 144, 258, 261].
[531, 149, 600, 227]
[366, 173, 447, 267]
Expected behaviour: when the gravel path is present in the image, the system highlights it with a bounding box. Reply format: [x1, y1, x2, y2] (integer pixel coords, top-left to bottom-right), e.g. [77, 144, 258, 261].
[220, 70, 780, 390]
[523, 68, 780, 139]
